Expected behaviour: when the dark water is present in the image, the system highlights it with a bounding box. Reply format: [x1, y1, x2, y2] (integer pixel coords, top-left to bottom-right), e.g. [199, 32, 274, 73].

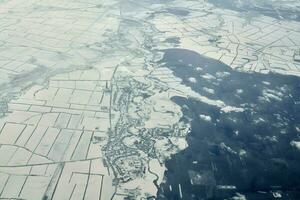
[156, 49, 300, 200]
[208, 0, 300, 22]
[166, 8, 190, 16]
